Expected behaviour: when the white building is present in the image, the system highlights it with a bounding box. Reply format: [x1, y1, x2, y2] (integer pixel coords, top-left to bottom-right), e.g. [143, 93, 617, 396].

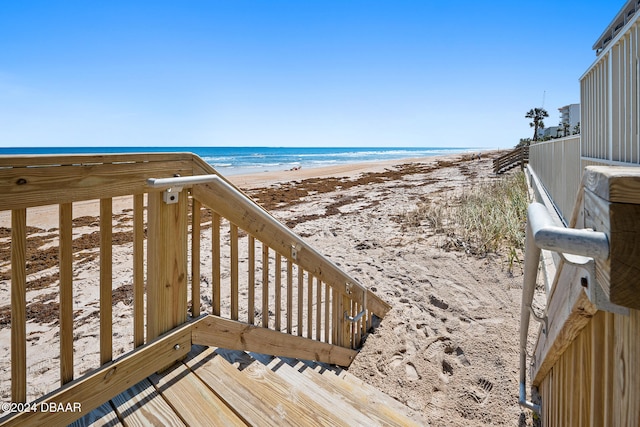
[558, 103, 580, 133]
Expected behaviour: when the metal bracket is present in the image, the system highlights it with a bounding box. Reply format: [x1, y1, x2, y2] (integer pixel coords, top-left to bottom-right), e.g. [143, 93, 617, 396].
[147, 174, 223, 205]
[162, 186, 183, 204]
[345, 309, 366, 323]
[562, 253, 629, 315]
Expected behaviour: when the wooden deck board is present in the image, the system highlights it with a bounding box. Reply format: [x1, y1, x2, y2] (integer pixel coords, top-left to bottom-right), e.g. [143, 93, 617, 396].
[64, 344, 420, 427]
[110, 378, 186, 427]
[249, 352, 425, 427]
[217, 349, 381, 426]
[150, 362, 247, 426]
[185, 347, 352, 426]
[68, 402, 121, 427]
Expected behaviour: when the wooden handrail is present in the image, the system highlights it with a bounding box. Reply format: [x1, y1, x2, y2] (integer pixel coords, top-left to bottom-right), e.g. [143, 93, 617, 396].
[0, 152, 390, 415]
[493, 145, 529, 174]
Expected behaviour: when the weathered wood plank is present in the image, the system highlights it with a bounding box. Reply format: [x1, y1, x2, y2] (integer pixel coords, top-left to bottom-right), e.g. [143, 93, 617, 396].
[191, 315, 358, 367]
[186, 347, 351, 426]
[532, 262, 597, 386]
[11, 209, 27, 403]
[0, 323, 191, 427]
[111, 378, 186, 426]
[59, 203, 74, 384]
[100, 198, 113, 365]
[582, 165, 640, 204]
[151, 363, 245, 426]
[584, 187, 640, 309]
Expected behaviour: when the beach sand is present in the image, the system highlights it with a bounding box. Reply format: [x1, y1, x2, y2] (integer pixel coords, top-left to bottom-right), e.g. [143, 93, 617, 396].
[0, 150, 535, 426]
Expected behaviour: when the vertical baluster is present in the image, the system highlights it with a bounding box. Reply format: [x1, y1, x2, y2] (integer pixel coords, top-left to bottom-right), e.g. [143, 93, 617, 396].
[11, 208, 27, 403]
[316, 279, 322, 341]
[342, 295, 352, 349]
[248, 235, 255, 324]
[230, 223, 239, 321]
[212, 212, 221, 316]
[333, 289, 341, 346]
[297, 268, 304, 336]
[133, 194, 145, 347]
[353, 301, 361, 348]
[59, 203, 74, 384]
[100, 198, 113, 365]
[307, 274, 313, 338]
[192, 198, 201, 318]
[286, 260, 293, 334]
[275, 253, 282, 331]
[324, 282, 330, 343]
[262, 243, 269, 328]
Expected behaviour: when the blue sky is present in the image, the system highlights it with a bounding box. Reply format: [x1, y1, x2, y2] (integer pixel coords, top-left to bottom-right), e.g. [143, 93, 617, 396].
[0, 1, 624, 148]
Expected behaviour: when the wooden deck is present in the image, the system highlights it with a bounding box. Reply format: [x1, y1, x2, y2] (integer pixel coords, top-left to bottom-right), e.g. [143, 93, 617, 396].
[70, 345, 425, 427]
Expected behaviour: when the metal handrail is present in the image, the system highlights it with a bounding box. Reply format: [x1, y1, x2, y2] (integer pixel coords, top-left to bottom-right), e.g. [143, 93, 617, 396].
[147, 173, 371, 300]
[519, 202, 609, 413]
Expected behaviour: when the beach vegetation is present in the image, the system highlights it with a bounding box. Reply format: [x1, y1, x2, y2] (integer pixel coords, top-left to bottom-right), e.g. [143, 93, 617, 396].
[402, 171, 528, 270]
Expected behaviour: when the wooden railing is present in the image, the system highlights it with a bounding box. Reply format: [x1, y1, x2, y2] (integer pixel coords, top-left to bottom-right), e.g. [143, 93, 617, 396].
[493, 145, 529, 174]
[522, 165, 640, 425]
[0, 153, 390, 417]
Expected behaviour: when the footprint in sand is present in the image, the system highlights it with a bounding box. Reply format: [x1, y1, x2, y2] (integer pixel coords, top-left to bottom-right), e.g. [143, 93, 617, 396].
[405, 362, 420, 381]
[466, 377, 494, 404]
[389, 353, 404, 369]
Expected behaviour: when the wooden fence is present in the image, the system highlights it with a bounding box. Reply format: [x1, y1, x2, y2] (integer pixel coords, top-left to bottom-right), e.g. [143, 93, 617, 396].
[0, 153, 389, 407]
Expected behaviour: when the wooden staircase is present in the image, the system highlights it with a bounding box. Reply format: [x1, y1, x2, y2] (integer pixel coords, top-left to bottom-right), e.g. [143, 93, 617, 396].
[493, 145, 529, 174]
[71, 345, 426, 427]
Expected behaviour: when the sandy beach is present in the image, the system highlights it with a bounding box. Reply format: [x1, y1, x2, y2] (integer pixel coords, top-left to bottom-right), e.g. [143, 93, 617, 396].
[0, 150, 534, 426]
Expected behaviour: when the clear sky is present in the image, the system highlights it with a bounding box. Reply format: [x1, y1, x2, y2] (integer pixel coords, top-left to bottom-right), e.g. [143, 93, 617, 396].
[0, 1, 625, 148]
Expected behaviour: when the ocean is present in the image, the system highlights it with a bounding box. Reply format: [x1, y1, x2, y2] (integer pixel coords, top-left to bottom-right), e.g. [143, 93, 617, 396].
[0, 146, 474, 176]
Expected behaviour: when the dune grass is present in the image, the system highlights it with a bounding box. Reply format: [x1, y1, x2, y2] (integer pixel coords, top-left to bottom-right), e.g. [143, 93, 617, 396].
[404, 171, 529, 267]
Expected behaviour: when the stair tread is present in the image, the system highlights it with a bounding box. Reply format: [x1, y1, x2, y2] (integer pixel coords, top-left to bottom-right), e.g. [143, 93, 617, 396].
[185, 346, 368, 426]
[111, 378, 188, 427]
[245, 351, 427, 427]
[151, 362, 246, 426]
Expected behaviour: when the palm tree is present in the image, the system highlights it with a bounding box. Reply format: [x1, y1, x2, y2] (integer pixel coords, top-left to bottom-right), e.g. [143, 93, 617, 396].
[525, 108, 549, 141]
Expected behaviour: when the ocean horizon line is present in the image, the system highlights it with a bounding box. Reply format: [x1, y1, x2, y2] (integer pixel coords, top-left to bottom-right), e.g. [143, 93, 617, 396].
[0, 146, 487, 176]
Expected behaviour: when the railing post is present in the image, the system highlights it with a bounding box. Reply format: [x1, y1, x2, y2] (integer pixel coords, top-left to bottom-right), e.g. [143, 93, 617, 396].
[146, 191, 188, 341]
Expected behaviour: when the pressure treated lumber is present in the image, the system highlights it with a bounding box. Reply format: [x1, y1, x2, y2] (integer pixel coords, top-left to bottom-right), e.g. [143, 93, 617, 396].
[191, 315, 358, 366]
[0, 323, 191, 427]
